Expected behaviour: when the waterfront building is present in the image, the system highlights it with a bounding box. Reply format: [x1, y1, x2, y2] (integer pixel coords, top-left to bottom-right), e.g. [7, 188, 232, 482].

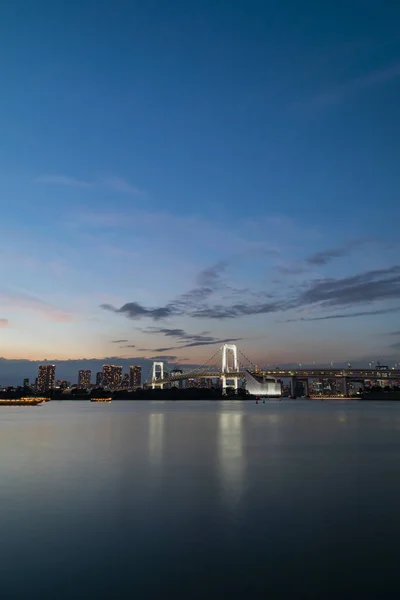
[103, 365, 123, 390]
[122, 373, 129, 388]
[37, 364, 56, 392]
[170, 368, 183, 389]
[23, 378, 29, 387]
[129, 365, 142, 388]
[96, 371, 103, 386]
[78, 370, 91, 388]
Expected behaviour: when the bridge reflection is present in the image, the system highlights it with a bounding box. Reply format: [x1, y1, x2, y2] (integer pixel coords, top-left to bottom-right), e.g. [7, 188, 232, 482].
[148, 411, 165, 466]
[218, 409, 244, 509]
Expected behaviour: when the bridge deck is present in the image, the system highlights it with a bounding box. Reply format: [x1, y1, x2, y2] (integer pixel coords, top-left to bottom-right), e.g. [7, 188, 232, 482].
[150, 368, 400, 385]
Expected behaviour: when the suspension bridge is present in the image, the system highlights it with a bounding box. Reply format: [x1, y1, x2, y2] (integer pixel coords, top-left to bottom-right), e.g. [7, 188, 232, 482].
[146, 344, 400, 396]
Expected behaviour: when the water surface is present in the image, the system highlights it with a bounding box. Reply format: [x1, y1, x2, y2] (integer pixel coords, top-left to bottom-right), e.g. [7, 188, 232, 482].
[1, 400, 400, 599]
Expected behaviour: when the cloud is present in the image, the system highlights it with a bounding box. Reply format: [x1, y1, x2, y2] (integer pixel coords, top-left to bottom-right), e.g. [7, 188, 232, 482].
[196, 261, 228, 287]
[309, 62, 400, 108]
[0, 319, 8, 327]
[144, 327, 216, 343]
[35, 175, 92, 189]
[151, 347, 176, 352]
[101, 302, 176, 320]
[119, 344, 136, 348]
[100, 253, 400, 326]
[191, 301, 283, 319]
[294, 266, 400, 309]
[0, 290, 73, 322]
[282, 306, 400, 322]
[112, 339, 128, 343]
[390, 342, 400, 351]
[104, 177, 142, 195]
[36, 174, 142, 195]
[306, 239, 369, 266]
[148, 355, 178, 362]
[178, 337, 242, 348]
[139, 327, 242, 351]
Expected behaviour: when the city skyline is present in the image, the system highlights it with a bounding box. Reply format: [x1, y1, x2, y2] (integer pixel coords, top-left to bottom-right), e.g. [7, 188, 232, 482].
[1, 1, 400, 376]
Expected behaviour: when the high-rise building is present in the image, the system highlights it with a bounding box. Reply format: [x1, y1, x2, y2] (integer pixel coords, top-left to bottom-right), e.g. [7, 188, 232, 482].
[170, 369, 183, 389]
[78, 370, 91, 388]
[37, 365, 56, 392]
[129, 365, 142, 389]
[122, 373, 129, 388]
[102, 365, 122, 390]
[96, 372, 103, 386]
[23, 378, 30, 387]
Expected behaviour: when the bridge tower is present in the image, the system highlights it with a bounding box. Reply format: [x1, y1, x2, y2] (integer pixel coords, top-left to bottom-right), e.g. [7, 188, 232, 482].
[151, 362, 164, 389]
[221, 343, 239, 394]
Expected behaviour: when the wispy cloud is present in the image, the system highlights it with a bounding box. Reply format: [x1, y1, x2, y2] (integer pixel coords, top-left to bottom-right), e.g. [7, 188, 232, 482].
[306, 239, 369, 266]
[101, 302, 175, 321]
[102, 262, 400, 324]
[0, 319, 8, 327]
[144, 327, 215, 342]
[310, 62, 400, 108]
[282, 307, 400, 323]
[0, 290, 73, 323]
[36, 174, 142, 195]
[141, 327, 242, 349]
[293, 266, 400, 309]
[104, 177, 143, 196]
[111, 339, 128, 343]
[196, 261, 229, 287]
[148, 355, 178, 362]
[35, 175, 92, 189]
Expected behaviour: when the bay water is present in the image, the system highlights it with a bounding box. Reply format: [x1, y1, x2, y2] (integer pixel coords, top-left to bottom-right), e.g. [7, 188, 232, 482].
[1, 400, 400, 598]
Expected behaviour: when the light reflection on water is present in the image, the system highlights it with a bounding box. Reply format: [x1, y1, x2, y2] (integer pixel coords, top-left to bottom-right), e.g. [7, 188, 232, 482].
[218, 410, 244, 509]
[1, 400, 400, 599]
[148, 412, 165, 466]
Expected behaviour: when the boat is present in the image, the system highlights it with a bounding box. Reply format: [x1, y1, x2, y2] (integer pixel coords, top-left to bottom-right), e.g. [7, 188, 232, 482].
[0, 397, 46, 406]
[90, 397, 112, 403]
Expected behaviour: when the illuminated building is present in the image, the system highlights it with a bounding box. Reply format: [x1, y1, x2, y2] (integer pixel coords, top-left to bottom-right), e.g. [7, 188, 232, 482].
[37, 364, 56, 392]
[186, 378, 199, 388]
[129, 365, 142, 389]
[170, 368, 183, 389]
[244, 372, 281, 396]
[23, 378, 29, 387]
[102, 365, 122, 390]
[56, 380, 70, 390]
[122, 373, 129, 388]
[78, 370, 91, 388]
[96, 372, 103, 386]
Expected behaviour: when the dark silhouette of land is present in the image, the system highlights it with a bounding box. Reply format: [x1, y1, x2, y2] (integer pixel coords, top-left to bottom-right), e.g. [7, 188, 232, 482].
[0, 386, 249, 401]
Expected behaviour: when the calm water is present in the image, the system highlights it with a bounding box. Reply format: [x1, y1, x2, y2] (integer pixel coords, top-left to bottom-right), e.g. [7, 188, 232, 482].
[1, 400, 400, 599]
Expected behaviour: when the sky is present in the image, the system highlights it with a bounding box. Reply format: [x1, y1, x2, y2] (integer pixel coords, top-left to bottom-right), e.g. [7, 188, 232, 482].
[1, 0, 400, 383]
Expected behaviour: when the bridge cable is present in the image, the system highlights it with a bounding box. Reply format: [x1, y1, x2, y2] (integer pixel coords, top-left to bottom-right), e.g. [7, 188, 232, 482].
[238, 349, 257, 371]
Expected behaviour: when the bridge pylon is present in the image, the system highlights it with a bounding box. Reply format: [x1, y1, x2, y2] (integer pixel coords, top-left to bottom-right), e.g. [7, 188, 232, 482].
[221, 343, 240, 394]
[151, 361, 165, 389]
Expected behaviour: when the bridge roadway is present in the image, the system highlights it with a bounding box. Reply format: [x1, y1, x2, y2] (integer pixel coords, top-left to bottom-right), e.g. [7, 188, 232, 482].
[151, 368, 400, 385]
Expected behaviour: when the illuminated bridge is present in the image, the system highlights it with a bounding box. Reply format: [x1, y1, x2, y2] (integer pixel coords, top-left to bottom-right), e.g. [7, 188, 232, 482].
[147, 344, 400, 396]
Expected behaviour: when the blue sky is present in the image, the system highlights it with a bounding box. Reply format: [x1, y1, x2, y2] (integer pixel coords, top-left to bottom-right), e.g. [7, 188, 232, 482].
[1, 0, 400, 380]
